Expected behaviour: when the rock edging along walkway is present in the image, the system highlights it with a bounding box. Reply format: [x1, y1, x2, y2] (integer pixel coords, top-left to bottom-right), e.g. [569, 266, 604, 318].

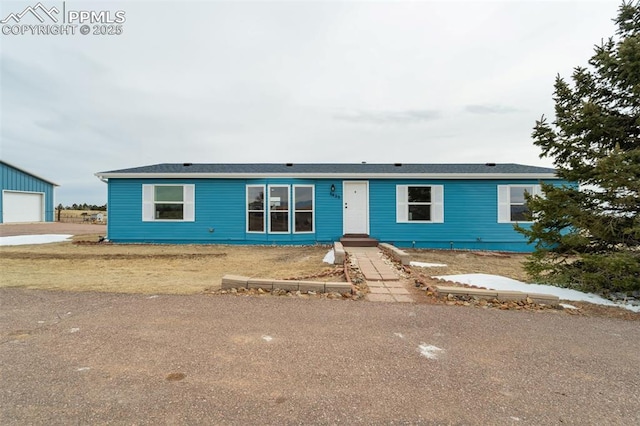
[221, 275, 352, 294]
[378, 243, 410, 265]
[434, 285, 560, 305]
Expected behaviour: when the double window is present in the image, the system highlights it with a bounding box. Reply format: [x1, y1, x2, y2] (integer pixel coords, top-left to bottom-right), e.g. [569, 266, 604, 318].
[497, 185, 541, 223]
[396, 185, 444, 223]
[142, 184, 195, 222]
[246, 184, 314, 233]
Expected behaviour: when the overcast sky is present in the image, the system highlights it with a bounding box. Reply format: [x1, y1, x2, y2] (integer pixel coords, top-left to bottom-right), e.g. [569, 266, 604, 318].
[0, 0, 621, 205]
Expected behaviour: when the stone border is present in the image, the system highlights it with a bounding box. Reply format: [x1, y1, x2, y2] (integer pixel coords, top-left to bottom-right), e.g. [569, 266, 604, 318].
[435, 285, 559, 305]
[222, 275, 352, 294]
[378, 243, 410, 265]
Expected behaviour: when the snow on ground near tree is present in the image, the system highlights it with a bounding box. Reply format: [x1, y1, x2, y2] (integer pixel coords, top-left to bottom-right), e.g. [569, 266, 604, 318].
[323, 249, 335, 264]
[0, 234, 73, 246]
[434, 273, 640, 313]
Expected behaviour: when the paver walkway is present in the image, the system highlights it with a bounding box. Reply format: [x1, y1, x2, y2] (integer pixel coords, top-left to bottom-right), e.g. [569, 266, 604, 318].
[345, 246, 414, 303]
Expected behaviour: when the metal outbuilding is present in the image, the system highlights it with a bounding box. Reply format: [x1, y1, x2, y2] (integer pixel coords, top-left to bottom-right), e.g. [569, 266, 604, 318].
[0, 160, 58, 223]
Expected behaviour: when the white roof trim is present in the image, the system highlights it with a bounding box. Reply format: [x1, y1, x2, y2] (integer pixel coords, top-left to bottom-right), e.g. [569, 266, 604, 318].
[95, 172, 558, 180]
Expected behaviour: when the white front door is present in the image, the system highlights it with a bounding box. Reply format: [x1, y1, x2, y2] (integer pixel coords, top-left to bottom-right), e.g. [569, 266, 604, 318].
[343, 181, 369, 234]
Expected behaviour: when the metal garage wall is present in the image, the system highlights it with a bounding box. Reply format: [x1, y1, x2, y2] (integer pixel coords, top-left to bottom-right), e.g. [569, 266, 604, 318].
[0, 161, 56, 223]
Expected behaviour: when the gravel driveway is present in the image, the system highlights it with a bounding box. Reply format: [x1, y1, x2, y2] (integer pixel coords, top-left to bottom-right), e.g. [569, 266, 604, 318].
[0, 222, 106, 237]
[1, 288, 638, 425]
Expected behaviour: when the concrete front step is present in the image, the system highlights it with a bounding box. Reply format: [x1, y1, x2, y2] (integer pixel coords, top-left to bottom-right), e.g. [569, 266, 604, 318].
[340, 234, 379, 247]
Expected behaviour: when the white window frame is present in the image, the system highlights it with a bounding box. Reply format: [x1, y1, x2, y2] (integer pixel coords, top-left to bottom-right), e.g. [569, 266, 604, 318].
[142, 184, 195, 222]
[268, 184, 290, 234]
[396, 185, 444, 223]
[246, 184, 266, 233]
[497, 184, 542, 223]
[293, 185, 315, 234]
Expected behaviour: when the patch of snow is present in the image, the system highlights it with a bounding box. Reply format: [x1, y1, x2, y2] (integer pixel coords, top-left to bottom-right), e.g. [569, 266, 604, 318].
[560, 303, 578, 310]
[434, 273, 640, 313]
[418, 343, 443, 359]
[76, 367, 91, 372]
[147, 295, 159, 299]
[411, 261, 447, 268]
[393, 332, 404, 339]
[322, 249, 335, 264]
[0, 234, 73, 246]
[69, 328, 80, 333]
[262, 335, 273, 342]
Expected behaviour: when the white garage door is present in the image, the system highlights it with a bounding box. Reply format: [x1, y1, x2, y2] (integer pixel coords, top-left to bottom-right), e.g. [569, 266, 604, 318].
[3, 191, 44, 223]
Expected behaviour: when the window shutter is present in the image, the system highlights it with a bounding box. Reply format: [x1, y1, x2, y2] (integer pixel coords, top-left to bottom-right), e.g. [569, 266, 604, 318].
[497, 185, 510, 223]
[431, 185, 444, 223]
[142, 185, 154, 221]
[396, 185, 408, 223]
[184, 185, 195, 222]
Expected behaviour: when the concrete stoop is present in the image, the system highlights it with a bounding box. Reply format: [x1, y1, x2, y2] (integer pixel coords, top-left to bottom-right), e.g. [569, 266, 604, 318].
[435, 285, 559, 305]
[340, 234, 379, 247]
[222, 275, 352, 294]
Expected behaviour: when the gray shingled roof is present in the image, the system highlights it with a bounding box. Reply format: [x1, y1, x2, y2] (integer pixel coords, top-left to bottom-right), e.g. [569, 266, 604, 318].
[98, 163, 556, 176]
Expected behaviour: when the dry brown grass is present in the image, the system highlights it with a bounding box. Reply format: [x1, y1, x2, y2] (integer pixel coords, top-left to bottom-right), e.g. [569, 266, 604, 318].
[407, 249, 529, 282]
[0, 235, 336, 295]
[58, 209, 107, 218]
[57, 209, 108, 224]
[0, 231, 532, 296]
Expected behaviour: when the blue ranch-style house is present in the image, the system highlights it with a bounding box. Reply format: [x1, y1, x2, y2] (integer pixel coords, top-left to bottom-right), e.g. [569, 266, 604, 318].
[95, 163, 562, 252]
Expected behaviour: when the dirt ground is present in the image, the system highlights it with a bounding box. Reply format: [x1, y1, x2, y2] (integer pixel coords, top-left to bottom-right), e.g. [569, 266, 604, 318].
[1, 223, 637, 320]
[0, 235, 338, 294]
[407, 248, 530, 281]
[1, 288, 639, 425]
[0, 222, 107, 237]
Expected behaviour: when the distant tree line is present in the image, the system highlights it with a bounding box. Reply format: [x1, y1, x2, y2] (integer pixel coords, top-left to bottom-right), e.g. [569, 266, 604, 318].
[57, 203, 107, 211]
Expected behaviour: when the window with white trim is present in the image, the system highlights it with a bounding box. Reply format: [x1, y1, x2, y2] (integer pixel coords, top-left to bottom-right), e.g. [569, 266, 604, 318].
[246, 184, 315, 234]
[142, 184, 195, 222]
[294, 185, 314, 233]
[497, 185, 541, 223]
[247, 185, 265, 232]
[396, 185, 444, 223]
[269, 185, 289, 233]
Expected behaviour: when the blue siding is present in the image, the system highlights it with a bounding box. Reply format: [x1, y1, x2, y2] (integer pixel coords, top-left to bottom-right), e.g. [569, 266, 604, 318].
[367, 179, 561, 252]
[0, 162, 55, 223]
[107, 177, 567, 252]
[108, 178, 345, 244]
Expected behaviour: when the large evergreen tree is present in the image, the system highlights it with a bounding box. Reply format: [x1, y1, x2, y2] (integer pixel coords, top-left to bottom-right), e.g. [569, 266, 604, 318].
[519, 1, 640, 294]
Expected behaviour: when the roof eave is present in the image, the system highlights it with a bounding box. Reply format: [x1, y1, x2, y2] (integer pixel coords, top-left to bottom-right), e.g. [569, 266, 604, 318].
[95, 172, 558, 180]
[1, 160, 60, 186]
